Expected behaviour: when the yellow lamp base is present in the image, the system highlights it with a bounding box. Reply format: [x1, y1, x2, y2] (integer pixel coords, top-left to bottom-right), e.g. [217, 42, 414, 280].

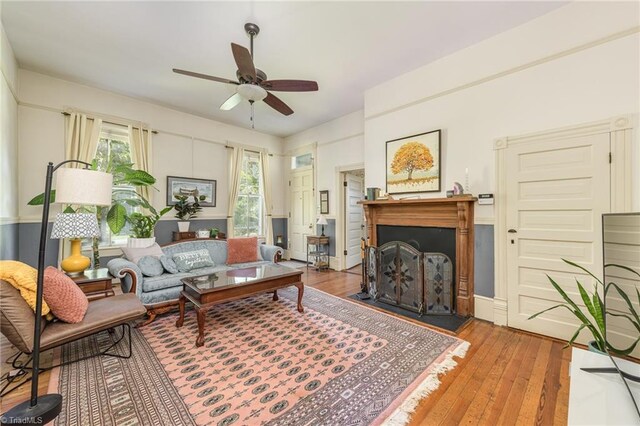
[61, 238, 90, 277]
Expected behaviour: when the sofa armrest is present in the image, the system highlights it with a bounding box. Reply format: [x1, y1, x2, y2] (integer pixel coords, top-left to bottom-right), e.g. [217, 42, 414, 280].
[107, 258, 143, 295]
[260, 244, 284, 263]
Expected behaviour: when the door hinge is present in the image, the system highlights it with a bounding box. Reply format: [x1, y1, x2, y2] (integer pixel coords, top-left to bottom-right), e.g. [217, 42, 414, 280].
[288, 212, 291, 218]
[343, 181, 348, 187]
[344, 250, 348, 255]
[288, 180, 291, 186]
[609, 152, 612, 164]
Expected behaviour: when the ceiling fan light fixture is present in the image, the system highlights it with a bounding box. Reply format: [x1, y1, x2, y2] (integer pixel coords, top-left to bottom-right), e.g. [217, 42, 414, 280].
[237, 84, 267, 102]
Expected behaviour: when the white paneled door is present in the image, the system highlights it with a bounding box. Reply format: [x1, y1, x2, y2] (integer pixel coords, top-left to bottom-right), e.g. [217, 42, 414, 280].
[289, 168, 314, 261]
[344, 172, 364, 269]
[506, 133, 611, 341]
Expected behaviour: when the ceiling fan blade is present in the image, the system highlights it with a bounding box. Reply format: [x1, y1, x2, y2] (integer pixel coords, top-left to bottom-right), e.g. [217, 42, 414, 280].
[173, 68, 238, 85]
[263, 92, 294, 116]
[261, 80, 318, 92]
[220, 93, 243, 111]
[231, 43, 257, 82]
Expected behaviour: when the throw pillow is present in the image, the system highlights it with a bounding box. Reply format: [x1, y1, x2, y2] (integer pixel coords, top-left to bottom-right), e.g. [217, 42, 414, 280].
[173, 249, 215, 272]
[121, 243, 164, 264]
[227, 237, 258, 264]
[159, 255, 179, 274]
[43, 267, 89, 324]
[138, 256, 164, 277]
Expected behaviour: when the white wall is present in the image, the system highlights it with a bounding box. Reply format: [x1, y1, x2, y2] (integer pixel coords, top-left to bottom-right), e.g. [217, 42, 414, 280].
[17, 70, 287, 222]
[1, 23, 18, 222]
[364, 2, 640, 220]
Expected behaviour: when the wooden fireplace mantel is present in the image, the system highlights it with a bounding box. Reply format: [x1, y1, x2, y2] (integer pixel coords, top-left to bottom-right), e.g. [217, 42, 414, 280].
[359, 195, 477, 316]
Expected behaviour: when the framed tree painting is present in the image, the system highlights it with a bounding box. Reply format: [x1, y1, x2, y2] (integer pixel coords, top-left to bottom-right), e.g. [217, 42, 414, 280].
[386, 129, 441, 194]
[166, 176, 216, 207]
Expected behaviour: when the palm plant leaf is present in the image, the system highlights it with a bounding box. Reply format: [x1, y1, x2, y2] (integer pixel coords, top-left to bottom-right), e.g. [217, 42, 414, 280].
[563, 258, 604, 286]
[107, 204, 127, 234]
[27, 190, 56, 205]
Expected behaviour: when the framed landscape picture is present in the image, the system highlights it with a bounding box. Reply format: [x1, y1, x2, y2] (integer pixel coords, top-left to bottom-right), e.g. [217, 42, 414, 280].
[386, 129, 441, 194]
[166, 176, 216, 207]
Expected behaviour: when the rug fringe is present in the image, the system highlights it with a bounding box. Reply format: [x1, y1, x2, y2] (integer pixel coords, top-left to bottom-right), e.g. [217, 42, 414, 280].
[382, 340, 470, 426]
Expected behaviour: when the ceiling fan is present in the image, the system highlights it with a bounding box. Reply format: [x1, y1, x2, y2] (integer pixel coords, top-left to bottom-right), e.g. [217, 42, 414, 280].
[173, 22, 318, 121]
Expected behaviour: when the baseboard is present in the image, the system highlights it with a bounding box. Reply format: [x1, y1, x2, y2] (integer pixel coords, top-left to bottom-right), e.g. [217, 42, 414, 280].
[474, 295, 495, 322]
[493, 297, 508, 326]
[330, 256, 341, 271]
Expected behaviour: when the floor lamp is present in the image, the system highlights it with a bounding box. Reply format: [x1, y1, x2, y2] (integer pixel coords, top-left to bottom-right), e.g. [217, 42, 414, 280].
[1, 161, 112, 426]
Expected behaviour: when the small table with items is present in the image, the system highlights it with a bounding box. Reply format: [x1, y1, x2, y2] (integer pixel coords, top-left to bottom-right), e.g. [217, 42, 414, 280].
[176, 264, 304, 347]
[70, 268, 115, 300]
[306, 235, 330, 271]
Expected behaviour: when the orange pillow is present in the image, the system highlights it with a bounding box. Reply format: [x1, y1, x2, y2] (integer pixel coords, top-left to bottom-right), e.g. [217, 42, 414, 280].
[227, 237, 259, 264]
[43, 267, 89, 323]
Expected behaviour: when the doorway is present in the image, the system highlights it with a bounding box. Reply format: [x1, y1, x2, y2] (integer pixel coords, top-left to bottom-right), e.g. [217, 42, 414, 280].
[343, 169, 365, 271]
[288, 150, 315, 262]
[498, 116, 633, 342]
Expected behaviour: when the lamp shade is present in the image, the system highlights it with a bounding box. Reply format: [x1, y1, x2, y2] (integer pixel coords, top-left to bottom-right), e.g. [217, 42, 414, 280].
[50, 213, 101, 239]
[316, 215, 328, 226]
[55, 168, 113, 206]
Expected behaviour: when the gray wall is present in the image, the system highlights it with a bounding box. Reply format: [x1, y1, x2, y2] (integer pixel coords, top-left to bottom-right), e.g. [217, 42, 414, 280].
[0, 223, 19, 260]
[154, 219, 227, 245]
[316, 218, 336, 257]
[273, 218, 287, 248]
[474, 224, 495, 298]
[17, 222, 59, 268]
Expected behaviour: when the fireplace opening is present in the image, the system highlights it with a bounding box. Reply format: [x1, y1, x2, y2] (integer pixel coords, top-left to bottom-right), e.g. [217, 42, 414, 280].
[377, 225, 456, 288]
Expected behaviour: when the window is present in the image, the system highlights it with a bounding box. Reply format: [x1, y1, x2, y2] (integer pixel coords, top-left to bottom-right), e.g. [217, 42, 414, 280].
[291, 153, 313, 169]
[233, 151, 264, 237]
[83, 124, 136, 248]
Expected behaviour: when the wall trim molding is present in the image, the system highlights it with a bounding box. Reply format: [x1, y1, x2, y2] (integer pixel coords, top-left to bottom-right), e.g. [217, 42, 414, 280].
[475, 216, 494, 226]
[474, 295, 494, 323]
[493, 297, 508, 326]
[318, 132, 364, 147]
[365, 26, 640, 121]
[0, 217, 19, 225]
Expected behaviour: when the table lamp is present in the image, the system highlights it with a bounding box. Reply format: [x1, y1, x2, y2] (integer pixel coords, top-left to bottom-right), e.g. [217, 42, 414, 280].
[1, 162, 112, 426]
[51, 213, 101, 276]
[317, 215, 328, 237]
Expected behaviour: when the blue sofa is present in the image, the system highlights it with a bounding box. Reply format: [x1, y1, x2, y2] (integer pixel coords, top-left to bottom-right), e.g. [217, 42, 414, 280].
[107, 239, 283, 325]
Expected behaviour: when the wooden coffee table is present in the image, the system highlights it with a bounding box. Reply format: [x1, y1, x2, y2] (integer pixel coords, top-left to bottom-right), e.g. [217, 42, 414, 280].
[175, 264, 304, 347]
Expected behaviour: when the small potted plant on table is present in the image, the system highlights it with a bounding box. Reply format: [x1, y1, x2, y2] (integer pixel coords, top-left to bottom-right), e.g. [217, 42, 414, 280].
[174, 194, 205, 232]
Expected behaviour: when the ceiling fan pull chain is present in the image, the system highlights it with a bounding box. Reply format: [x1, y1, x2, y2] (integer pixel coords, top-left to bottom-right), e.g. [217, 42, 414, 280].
[250, 101, 255, 129]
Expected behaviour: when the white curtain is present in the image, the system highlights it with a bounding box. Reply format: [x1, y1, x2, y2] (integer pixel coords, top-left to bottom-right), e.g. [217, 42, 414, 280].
[65, 113, 102, 167]
[227, 147, 244, 238]
[129, 124, 153, 201]
[61, 112, 102, 265]
[260, 152, 274, 245]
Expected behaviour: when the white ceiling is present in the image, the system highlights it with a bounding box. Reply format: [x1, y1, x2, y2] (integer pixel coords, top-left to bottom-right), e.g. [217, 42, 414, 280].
[1, 1, 565, 137]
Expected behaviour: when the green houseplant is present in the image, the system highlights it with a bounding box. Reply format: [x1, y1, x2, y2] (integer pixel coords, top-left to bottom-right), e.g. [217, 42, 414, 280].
[173, 194, 205, 232]
[28, 161, 160, 264]
[529, 259, 640, 355]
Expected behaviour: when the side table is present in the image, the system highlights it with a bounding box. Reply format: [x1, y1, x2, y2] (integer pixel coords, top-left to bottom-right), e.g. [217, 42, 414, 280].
[70, 268, 115, 300]
[306, 235, 330, 271]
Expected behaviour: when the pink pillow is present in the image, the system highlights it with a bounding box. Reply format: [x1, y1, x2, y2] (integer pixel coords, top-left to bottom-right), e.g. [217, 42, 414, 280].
[227, 237, 259, 264]
[43, 267, 89, 323]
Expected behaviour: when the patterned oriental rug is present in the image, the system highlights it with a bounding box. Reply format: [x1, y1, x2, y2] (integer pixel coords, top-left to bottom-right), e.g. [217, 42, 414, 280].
[48, 287, 469, 426]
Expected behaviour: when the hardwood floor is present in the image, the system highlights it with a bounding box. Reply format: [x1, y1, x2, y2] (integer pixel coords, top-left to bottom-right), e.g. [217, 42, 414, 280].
[1, 268, 571, 425]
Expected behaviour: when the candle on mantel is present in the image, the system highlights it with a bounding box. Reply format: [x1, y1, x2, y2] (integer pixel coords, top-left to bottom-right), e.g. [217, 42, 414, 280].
[465, 168, 469, 193]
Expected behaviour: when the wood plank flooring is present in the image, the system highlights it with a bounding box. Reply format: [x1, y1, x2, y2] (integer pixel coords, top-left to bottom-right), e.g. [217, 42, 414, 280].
[1, 267, 572, 424]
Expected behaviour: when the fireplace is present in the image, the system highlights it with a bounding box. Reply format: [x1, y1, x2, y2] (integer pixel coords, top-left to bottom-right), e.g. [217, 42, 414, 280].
[360, 196, 476, 316]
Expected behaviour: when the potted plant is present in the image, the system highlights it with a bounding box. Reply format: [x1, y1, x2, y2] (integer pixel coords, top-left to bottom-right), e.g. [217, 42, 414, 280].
[126, 199, 172, 247]
[529, 259, 640, 355]
[28, 161, 158, 266]
[210, 227, 219, 238]
[173, 194, 205, 232]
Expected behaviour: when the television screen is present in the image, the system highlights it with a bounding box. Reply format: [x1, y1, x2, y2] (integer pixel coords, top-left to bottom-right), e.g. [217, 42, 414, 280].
[603, 212, 640, 414]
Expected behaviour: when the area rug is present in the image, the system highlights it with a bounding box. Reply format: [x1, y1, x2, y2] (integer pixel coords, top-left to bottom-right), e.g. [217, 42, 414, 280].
[49, 287, 469, 426]
[278, 260, 308, 269]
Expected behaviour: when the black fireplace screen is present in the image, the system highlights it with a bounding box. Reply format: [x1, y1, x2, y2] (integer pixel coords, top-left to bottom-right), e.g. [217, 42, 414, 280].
[366, 241, 454, 315]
